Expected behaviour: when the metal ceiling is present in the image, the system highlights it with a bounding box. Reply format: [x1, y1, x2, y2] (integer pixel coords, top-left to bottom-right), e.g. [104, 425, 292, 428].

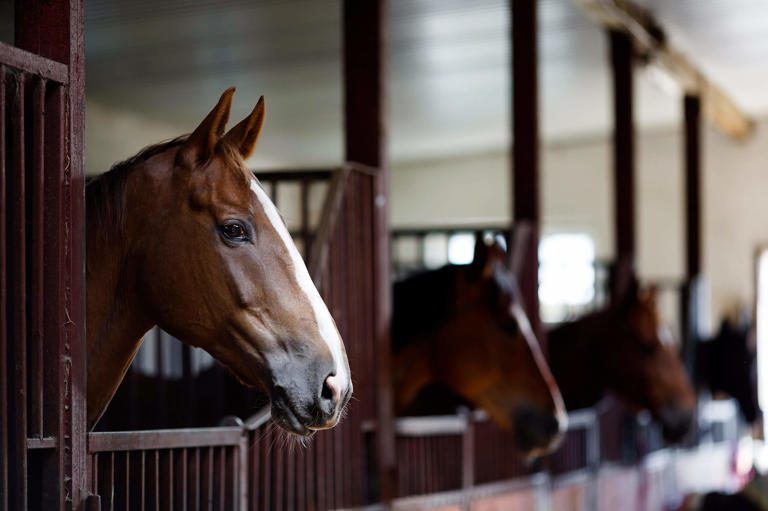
[79, 0, 768, 170]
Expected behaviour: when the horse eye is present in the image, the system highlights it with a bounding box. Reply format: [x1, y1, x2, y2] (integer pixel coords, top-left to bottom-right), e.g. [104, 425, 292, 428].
[220, 222, 248, 242]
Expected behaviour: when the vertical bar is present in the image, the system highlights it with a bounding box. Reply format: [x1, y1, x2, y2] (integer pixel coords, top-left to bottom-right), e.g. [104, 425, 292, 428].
[609, 29, 636, 297]
[0, 65, 8, 511]
[8, 71, 28, 511]
[140, 451, 146, 511]
[29, 77, 45, 438]
[238, 435, 247, 511]
[511, 0, 543, 342]
[682, 94, 702, 377]
[342, 0, 392, 502]
[684, 95, 702, 280]
[300, 178, 310, 258]
[461, 412, 474, 489]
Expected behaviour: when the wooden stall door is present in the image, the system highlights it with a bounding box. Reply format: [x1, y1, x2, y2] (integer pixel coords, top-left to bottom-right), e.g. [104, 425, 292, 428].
[1, 0, 87, 510]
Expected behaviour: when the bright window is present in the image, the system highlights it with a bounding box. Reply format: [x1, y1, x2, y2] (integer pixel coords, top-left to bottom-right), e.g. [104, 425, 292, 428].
[539, 233, 596, 323]
[756, 249, 768, 438]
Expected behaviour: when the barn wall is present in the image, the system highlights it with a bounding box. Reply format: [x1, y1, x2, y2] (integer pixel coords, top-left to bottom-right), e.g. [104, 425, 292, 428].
[390, 119, 768, 330]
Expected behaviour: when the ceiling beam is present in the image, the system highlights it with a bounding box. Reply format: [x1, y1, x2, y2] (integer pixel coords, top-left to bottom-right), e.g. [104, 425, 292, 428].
[575, 0, 754, 140]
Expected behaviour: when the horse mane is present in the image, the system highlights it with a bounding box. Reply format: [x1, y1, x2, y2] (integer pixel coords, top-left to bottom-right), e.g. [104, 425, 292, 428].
[86, 135, 189, 245]
[392, 265, 460, 351]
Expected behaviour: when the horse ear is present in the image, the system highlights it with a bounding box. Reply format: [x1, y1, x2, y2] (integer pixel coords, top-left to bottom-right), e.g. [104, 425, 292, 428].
[472, 231, 488, 268]
[222, 96, 265, 159]
[178, 87, 236, 167]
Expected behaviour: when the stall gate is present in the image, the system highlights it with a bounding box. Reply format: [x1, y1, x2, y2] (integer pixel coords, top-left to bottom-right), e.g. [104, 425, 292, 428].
[0, 35, 87, 511]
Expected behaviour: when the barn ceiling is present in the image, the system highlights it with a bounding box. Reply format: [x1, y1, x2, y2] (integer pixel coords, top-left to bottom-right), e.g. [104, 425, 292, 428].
[78, 0, 768, 170]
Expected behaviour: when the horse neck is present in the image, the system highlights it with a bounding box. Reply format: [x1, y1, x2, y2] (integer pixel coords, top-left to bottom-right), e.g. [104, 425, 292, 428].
[548, 312, 609, 410]
[85, 171, 156, 428]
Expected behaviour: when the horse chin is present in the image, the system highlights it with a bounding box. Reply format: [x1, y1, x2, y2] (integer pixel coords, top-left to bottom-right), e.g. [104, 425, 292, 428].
[270, 398, 316, 437]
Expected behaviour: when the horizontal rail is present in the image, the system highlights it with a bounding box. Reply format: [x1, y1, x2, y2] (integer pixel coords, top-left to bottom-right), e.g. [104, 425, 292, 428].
[395, 415, 468, 437]
[392, 224, 510, 238]
[254, 168, 335, 182]
[0, 41, 69, 84]
[392, 408, 595, 439]
[26, 437, 56, 450]
[88, 427, 243, 452]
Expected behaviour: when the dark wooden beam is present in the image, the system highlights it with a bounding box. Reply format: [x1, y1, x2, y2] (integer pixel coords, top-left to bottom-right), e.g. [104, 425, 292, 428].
[511, 0, 542, 340]
[682, 94, 703, 377]
[342, 0, 395, 502]
[609, 29, 636, 298]
[684, 94, 702, 280]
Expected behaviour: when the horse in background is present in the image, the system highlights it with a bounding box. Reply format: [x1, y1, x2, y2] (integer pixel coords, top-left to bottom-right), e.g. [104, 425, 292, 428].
[548, 280, 696, 442]
[698, 317, 760, 423]
[391, 235, 567, 457]
[86, 89, 351, 434]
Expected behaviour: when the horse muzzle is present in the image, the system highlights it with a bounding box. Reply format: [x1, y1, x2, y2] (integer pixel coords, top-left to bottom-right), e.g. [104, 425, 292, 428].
[512, 405, 566, 455]
[659, 405, 694, 443]
[269, 356, 352, 436]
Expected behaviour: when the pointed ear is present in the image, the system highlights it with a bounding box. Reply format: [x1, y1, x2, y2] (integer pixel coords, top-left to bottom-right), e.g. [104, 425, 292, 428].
[222, 96, 265, 160]
[178, 87, 236, 167]
[472, 232, 505, 279]
[472, 231, 489, 270]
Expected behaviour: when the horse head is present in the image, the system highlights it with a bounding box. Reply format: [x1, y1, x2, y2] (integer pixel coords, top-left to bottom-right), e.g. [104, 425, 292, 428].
[86, 89, 351, 434]
[393, 235, 567, 457]
[602, 283, 696, 441]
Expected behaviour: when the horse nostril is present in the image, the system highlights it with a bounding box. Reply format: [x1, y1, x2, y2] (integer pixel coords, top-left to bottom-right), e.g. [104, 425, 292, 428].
[322, 373, 341, 406]
[321, 378, 334, 401]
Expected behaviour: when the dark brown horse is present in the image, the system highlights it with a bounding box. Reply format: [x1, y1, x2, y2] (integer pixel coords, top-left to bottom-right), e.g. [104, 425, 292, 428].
[392, 236, 567, 457]
[86, 89, 351, 435]
[548, 283, 696, 441]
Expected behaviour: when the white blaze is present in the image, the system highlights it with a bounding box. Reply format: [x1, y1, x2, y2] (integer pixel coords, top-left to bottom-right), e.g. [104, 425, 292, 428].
[250, 179, 349, 386]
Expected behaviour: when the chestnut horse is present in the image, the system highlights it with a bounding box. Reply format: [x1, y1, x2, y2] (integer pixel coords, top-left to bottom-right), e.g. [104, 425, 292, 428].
[86, 89, 351, 434]
[548, 282, 696, 441]
[392, 236, 567, 456]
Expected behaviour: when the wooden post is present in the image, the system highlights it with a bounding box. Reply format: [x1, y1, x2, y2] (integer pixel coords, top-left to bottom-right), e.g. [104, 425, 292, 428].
[14, 0, 86, 509]
[682, 94, 702, 375]
[511, 0, 542, 341]
[609, 29, 636, 299]
[342, 0, 395, 502]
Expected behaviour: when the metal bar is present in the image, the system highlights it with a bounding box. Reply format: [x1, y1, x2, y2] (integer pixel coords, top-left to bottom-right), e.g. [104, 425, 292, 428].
[29, 77, 45, 438]
[237, 435, 247, 511]
[609, 29, 636, 295]
[511, 0, 543, 341]
[0, 64, 8, 511]
[682, 94, 703, 380]
[462, 411, 474, 490]
[8, 71, 28, 511]
[684, 94, 702, 281]
[87, 428, 243, 452]
[253, 169, 334, 183]
[300, 178, 310, 258]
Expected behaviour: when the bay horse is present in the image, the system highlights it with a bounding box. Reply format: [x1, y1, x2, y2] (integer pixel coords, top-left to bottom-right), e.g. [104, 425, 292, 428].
[548, 281, 696, 441]
[392, 235, 567, 457]
[698, 318, 759, 423]
[86, 88, 351, 435]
